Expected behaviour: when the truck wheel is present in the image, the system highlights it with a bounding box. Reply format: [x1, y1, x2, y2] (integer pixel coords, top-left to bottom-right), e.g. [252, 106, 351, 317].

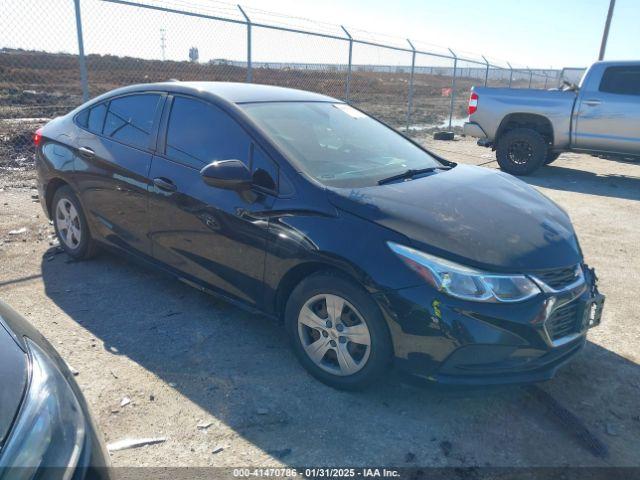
[545, 152, 561, 164]
[496, 128, 547, 175]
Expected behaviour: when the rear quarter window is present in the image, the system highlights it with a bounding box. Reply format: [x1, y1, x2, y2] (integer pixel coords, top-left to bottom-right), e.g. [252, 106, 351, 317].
[75, 102, 107, 133]
[88, 103, 107, 133]
[75, 109, 89, 128]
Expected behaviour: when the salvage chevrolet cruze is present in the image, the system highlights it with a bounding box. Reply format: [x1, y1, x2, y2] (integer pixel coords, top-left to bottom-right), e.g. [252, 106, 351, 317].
[35, 82, 604, 390]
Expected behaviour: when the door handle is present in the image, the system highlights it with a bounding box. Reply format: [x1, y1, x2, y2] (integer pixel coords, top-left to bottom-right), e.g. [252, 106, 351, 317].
[584, 99, 602, 107]
[153, 177, 177, 192]
[78, 146, 95, 158]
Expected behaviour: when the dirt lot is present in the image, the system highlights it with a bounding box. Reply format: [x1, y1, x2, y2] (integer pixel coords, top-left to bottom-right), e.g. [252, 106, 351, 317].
[1, 136, 639, 469]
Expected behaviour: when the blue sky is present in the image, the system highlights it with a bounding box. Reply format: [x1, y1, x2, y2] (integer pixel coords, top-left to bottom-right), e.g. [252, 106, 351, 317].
[2, 0, 637, 69]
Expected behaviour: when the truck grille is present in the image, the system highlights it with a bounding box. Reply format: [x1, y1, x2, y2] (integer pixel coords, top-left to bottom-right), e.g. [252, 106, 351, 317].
[546, 301, 581, 341]
[534, 265, 580, 290]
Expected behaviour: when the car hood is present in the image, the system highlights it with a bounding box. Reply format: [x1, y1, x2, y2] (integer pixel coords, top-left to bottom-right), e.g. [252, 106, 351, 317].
[327, 164, 581, 271]
[0, 318, 28, 450]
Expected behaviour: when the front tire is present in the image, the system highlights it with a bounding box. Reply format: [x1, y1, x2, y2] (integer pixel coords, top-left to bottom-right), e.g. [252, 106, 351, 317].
[496, 128, 547, 175]
[285, 272, 392, 390]
[52, 186, 98, 260]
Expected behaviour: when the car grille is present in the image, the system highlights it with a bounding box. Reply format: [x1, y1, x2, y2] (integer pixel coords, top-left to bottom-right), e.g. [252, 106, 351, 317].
[546, 301, 581, 341]
[534, 265, 580, 290]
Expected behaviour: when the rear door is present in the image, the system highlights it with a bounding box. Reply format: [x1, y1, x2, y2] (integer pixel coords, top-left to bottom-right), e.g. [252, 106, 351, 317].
[574, 65, 640, 154]
[74, 93, 164, 256]
[148, 95, 278, 307]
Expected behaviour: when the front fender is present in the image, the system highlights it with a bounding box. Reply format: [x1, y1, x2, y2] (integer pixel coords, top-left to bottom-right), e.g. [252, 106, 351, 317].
[263, 207, 421, 315]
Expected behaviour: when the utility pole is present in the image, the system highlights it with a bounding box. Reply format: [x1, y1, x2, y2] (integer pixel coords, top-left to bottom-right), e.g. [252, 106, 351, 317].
[160, 28, 167, 61]
[599, 0, 616, 61]
[237, 5, 252, 82]
[73, 0, 89, 102]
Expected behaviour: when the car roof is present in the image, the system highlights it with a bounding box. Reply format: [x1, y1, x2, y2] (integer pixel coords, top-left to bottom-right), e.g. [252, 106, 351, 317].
[97, 81, 341, 104]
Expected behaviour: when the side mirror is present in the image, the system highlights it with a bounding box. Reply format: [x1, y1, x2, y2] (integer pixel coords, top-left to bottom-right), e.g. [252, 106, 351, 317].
[200, 159, 252, 190]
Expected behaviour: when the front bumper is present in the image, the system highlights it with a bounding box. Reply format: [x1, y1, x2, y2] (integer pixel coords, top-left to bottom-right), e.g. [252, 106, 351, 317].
[375, 267, 602, 385]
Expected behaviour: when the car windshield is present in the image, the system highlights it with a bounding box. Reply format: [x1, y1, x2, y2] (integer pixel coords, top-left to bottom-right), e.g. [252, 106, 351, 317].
[240, 102, 443, 188]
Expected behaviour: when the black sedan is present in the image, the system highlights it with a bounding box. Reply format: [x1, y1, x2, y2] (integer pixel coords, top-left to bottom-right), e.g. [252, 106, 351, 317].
[0, 300, 111, 477]
[34, 82, 604, 390]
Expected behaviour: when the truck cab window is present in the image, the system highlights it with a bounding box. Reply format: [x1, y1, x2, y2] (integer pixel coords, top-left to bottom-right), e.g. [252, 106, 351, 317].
[599, 66, 640, 96]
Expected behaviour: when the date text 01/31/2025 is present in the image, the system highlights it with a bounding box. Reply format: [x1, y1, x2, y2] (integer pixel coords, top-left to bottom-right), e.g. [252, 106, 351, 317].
[232, 468, 401, 477]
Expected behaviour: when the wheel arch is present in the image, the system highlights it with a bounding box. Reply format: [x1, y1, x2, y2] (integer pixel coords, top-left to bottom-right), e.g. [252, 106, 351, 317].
[496, 113, 554, 146]
[274, 261, 369, 320]
[45, 177, 71, 217]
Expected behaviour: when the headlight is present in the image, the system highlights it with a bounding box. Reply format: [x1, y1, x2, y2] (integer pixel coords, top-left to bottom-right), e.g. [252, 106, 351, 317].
[388, 242, 541, 302]
[0, 338, 86, 479]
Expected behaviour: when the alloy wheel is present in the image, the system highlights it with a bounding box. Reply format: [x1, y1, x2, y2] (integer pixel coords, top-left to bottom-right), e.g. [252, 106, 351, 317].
[507, 140, 534, 165]
[55, 198, 82, 249]
[297, 293, 371, 376]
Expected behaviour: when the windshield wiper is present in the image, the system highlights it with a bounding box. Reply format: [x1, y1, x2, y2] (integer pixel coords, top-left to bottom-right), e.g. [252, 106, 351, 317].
[377, 166, 451, 185]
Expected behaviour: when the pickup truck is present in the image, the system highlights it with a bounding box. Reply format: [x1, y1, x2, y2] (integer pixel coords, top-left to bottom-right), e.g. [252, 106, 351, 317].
[463, 60, 640, 175]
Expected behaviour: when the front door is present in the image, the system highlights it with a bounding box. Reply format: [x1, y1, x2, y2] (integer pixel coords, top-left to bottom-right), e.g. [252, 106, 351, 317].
[574, 65, 640, 154]
[147, 95, 279, 307]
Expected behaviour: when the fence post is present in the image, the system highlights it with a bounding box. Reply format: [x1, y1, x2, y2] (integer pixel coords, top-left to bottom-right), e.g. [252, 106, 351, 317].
[507, 62, 513, 88]
[482, 55, 490, 87]
[527, 67, 533, 88]
[544, 74, 548, 89]
[73, 0, 89, 102]
[406, 39, 416, 132]
[341, 26, 353, 102]
[447, 48, 457, 131]
[237, 5, 252, 83]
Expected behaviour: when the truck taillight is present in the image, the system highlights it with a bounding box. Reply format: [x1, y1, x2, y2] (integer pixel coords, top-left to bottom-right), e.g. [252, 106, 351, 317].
[468, 92, 478, 115]
[33, 128, 43, 147]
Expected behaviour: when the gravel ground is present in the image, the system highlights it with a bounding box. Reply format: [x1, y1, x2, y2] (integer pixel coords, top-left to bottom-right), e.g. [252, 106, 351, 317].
[1, 136, 639, 468]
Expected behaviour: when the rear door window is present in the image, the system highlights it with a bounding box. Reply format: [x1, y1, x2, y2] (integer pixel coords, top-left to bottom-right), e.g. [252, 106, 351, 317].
[165, 96, 250, 168]
[104, 94, 161, 149]
[599, 66, 640, 96]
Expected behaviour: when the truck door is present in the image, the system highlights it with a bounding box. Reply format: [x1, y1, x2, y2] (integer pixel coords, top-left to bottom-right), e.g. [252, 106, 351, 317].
[574, 65, 640, 154]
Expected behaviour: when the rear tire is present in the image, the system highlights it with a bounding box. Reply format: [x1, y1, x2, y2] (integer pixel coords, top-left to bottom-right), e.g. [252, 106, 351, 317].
[285, 272, 392, 390]
[496, 128, 547, 175]
[52, 186, 98, 260]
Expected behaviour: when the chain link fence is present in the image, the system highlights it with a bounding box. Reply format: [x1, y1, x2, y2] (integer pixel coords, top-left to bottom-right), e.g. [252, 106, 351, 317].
[1, 0, 569, 177]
